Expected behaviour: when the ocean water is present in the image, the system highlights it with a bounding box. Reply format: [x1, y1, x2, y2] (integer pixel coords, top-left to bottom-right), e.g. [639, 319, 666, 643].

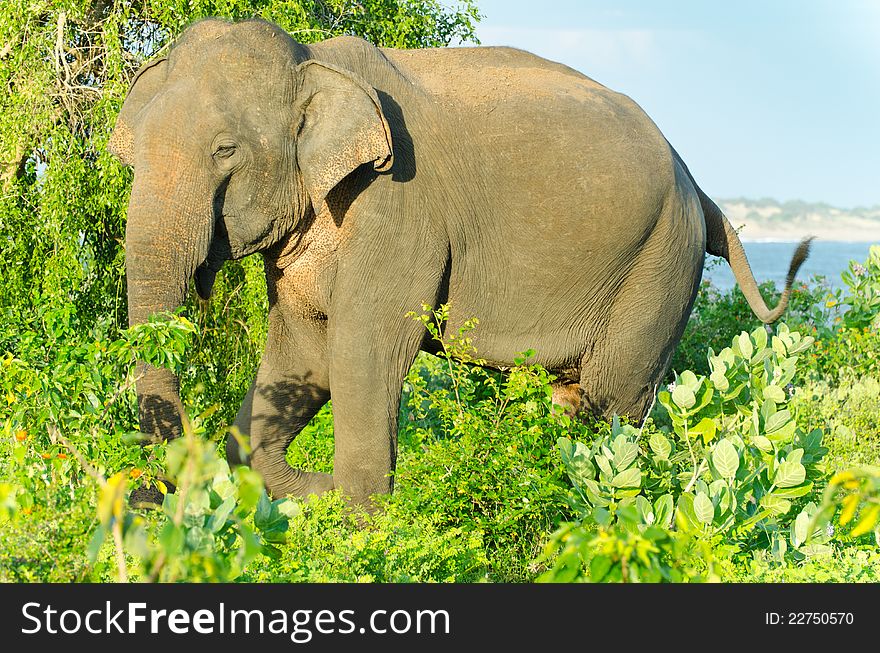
[702, 241, 876, 292]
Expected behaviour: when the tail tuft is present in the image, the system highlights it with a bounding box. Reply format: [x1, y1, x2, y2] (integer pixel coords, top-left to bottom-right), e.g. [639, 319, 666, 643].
[785, 237, 814, 287]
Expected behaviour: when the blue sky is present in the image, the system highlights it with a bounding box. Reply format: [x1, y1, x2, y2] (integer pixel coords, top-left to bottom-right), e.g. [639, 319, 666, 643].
[455, 0, 879, 208]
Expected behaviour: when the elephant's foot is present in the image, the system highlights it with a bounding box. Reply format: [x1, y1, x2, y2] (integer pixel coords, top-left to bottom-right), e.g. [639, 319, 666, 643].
[264, 466, 334, 500]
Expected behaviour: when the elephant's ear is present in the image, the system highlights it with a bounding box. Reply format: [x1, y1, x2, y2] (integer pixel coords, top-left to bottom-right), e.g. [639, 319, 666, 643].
[294, 60, 393, 216]
[108, 58, 168, 166]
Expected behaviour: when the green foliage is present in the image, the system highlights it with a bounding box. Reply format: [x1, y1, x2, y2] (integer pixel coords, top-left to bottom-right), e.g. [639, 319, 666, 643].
[539, 323, 880, 582]
[794, 376, 880, 470]
[670, 277, 834, 378]
[242, 493, 487, 582]
[837, 245, 880, 330]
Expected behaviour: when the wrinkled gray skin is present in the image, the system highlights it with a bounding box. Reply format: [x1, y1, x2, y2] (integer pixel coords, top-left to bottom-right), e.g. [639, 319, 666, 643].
[109, 18, 810, 507]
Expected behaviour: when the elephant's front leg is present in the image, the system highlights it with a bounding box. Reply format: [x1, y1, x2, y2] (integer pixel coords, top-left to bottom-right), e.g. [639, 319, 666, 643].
[327, 273, 439, 506]
[230, 314, 333, 499]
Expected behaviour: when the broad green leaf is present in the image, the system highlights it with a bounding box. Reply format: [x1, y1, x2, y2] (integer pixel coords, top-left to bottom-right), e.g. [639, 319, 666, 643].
[611, 438, 638, 471]
[672, 384, 696, 410]
[690, 417, 717, 444]
[649, 432, 672, 460]
[765, 410, 793, 434]
[751, 325, 768, 350]
[635, 496, 653, 524]
[710, 369, 729, 392]
[595, 455, 613, 479]
[712, 439, 740, 479]
[680, 370, 700, 390]
[208, 496, 236, 533]
[774, 460, 806, 488]
[791, 509, 810, 548]
[610, 467, 641, 488]
[752, 435, 774, 453]
[653, 494, 674, 529]
[771, 482, 813, 499]
[558, 438, 595, 485]
[675, 494, 701, 533]
[760, 494, 792, 516]
[694, 492, 714, 525]
[590, 555, 612, 582]
[738, 332, 754, 359]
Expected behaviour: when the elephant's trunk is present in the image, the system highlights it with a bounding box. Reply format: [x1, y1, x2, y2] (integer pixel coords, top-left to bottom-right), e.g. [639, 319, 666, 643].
[125, 163, 215, 442]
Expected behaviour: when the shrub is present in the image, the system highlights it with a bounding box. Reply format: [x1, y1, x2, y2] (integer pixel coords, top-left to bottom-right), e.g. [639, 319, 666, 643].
[540, 323, 880, 582]
[670, 275, 834, 378]
[793, 377, 880, 470]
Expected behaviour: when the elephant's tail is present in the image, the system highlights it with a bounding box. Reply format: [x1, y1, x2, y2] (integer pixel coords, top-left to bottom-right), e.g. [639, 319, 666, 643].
[701, 188, 813, 324]
[668, 141, 812, 324]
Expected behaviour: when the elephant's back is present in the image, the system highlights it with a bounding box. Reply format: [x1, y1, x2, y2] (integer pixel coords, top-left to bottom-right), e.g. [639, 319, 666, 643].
[385, 45, 612, 109]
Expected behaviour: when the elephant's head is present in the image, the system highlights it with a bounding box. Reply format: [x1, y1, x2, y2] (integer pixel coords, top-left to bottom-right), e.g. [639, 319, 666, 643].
[109, 18, 393, 441]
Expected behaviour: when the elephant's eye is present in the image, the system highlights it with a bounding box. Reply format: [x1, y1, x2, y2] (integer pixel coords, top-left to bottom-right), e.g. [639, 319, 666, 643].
[213, 143, 237, 160]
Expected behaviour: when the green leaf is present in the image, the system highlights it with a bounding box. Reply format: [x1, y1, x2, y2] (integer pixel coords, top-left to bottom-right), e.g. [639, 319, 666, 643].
[764, 384, 786, 403]
[86, 525, 107, 563]
[712, 439, 740, 479]
[610, 467, 641, 488]
[774, 460, 806, 488]
[558, 438, 595, 486]
[611, 438, 638, 471]
[752, 435, 774, 453]
[791, 509, 810, 548]
[675, 493, 702, 533]
[590, 555, 612, 582]
[653, 494, 674, 529]
[595, 455, 613, 479]
[694, 492, 714, 525]
[765, 410, 792, 434]
[635, 496, 653, 524]
[672, 384, 696, 410]
[208, 496, 236, 533]
[760, 494, 792, 516]
[690, 417, 717, 444]
[738, 332, 754, 359]
[771, 482, 813, 499]
[710, 369, 729, 392]
[649, 433, 672, 460]
[680, 370, 700, 390]
[751, 325, 768, 351]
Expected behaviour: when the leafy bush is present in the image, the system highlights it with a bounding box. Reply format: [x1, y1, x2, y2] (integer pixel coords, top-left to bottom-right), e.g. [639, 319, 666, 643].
[540, 323, 880, 582]
[794, 376, 880, 470]
[242, 493, 487, 583]
[837, 245, 880, 330]
[670, 276, 835, 378]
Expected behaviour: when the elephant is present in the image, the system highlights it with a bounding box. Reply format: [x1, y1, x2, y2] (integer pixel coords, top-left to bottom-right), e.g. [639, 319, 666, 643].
[109, 18, 810, 507]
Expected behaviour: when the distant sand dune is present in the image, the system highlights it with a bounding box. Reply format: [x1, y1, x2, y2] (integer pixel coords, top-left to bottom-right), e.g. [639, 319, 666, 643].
[719, 199, 880, 243]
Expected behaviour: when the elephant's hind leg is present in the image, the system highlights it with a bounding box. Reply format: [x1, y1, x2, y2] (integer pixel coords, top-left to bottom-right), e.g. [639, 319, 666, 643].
[579, 207, 703, 422]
